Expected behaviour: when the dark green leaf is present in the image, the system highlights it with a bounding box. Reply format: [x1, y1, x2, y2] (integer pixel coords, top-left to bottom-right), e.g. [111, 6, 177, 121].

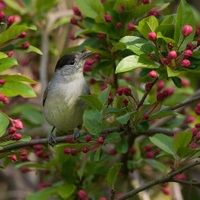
[177, 147, 196, 158]
[127, 159, 143, 169]
[98, 86, 110, 106]
[16, 45, 43, 55]
[83, 109, 103, 135]
[107, 163, 123, 189]
[116, 140, 128, 154]
[57, 184, 76, 199]
[81, 95, 102, 110]
[0, 113, 9, 137]
[171, 76, 182, 88]
[135, 121, 149, 132]
[116, 112, 134, 125]
[105, 132, 121, 143]
[149, 110, 176, 121]
[167, 66, 181, 77]
[149, 134, 175, 157]
[174, 0, 196, 51]
[90, 148, 102, 162]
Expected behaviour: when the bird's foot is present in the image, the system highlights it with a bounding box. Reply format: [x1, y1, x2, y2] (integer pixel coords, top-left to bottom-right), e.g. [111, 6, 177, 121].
[73, 129, 81, 141]
[47, 133, 57, 147]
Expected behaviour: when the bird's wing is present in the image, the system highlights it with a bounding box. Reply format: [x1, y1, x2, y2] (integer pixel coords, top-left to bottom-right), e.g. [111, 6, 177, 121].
[42, 84, 50, 106]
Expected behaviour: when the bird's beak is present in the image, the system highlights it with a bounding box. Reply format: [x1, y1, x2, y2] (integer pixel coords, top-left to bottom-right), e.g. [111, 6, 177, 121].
[80, 52, 93, 60]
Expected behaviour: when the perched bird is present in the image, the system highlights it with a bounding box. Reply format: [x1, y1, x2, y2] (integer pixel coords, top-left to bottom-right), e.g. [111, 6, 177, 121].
[42, 52, 92, 145]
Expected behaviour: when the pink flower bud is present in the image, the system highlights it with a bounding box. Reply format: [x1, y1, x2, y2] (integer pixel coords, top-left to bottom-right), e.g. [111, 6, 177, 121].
[0, 79, 5, 85]
[148, 9, 161, 17]
[64, 148, 72, 154]
[145, 145, 153, 152]
[72, 6, 81, 16]
[85, 135, 92, 142]
[168, 50, 177, 59]
[78, 189, 87, 199]
[181, 59, 190, 67]
[7, 155, 17, 161]
[122, 99, 128, 107]
[20, 149, 27, 156]
[127, 22, 135, 31]
[0, 11, 5, 20]
[142, 0, 149, 4]
[6, 51, 14, 57]
[181, 78, 190, 87]
[82, 146, 89, 153]
[11, 133, 22, 141]
[116, 88, 123, 96]
[168, 43, 173, 50]
[123, 87, 131, 96]
[69, 33, 75, 40]
[100, 197, 107, 200]
[98, 137, 104, 144]
[7, 16, 15, 26]
[181, 25, 193, 36]
[35, 150, 44, 157]
[83, 64, 93, 72]
[146, 151, 154, 158]
[162, 58, 170, 65]
[143, 114, 149, 120]
[116, 22, 123, 29]
[161, 187, 171, 195]
[145, 82, 153, 91]
[189, 142, 198, 148]
[130, 146, 136, 154]
[118, 5, 124, 12]
[70, 17, 78, 25]
[33, 144, 43, 150]
[8, 126, 16, 134]
[20, 167, 29, 173]
[184, 49, 192, 57]
[148, 31, 157, 41]
[85, 58, 95, 65]
[97, 33, 106, 39]
[104, 14, 112, 22]
[175, 174, 186, 180]
[18, 32, 26, 38]
[12, 119, 23, 129]
[149, 70, 157, 78]
[109, 149, 117, 155]
[66, 136, 73, 143]
[21, 42, 30, 49]
[157, 92, 164, 101]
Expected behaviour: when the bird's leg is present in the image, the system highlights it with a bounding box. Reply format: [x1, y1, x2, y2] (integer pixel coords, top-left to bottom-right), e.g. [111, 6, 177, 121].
[73, 125, 82, 140]
[47, 126, 57, 147]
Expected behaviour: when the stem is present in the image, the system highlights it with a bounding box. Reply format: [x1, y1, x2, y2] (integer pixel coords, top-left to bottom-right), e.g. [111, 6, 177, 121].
[118, 159, 200, 200]
[137, 77, 158, 110]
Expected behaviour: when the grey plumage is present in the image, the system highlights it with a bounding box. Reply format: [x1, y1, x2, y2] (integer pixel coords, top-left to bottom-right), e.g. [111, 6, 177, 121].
[43, 52, 91, 135]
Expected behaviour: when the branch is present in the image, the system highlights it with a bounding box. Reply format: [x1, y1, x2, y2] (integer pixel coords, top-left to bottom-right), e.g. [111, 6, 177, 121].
[118, 159, 200, 200]
[171, 178, 200, 187]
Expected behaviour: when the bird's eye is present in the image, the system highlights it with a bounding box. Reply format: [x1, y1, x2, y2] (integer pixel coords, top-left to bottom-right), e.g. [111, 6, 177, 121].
[68, 59, 75, 65]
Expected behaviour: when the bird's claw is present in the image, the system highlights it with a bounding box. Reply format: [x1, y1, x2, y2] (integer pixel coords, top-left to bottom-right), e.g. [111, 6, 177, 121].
[47, 133, 57, 147]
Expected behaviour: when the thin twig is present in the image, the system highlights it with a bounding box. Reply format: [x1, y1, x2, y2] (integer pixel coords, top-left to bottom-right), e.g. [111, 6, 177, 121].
[118, 160, 200, 200]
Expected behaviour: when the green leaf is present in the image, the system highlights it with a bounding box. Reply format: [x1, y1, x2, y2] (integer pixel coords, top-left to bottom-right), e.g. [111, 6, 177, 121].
[135, 121, 149, 132]
[166, 66, 181, 77]
[116, 140, 128, 154]
[57, 184, 76, 199]
[0, 57, 18, 72]
[174, 131, 192, 152]
[116, 112, 134, 125]
[0, 25, 30, 44]
[0, 52, 8, 59]
[174, 0, 196, 51]
[116, 55, 158, 74]
[83, 109, 103, 135]
[76, 0, 105, 19]
[0, 74, 37, 84]
[107, 163, 123, 189]
[157, 32, 175, 44]
[98, 86, 110, 106]
[0, 80, 36, 97]
[149, 110, 175, 121]
[177, 147, 196, 158]
[149, 134, 175, 158]
[137, 16, 159, 39]
[0, 113, 9, 137]
[26, 186, 58, 200]
[171, 76, 182, 88]
[16, 45, 43, 55]
[81, 95, 102, 110]
[145, 159, 167, 173]
[90, 148, 102, 162]
[120, 36, 157, 56]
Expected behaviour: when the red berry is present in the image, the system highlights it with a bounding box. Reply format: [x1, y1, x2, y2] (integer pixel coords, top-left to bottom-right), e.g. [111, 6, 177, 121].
[189, 142, 198, 148]
[35, 150, 44, 157]
[148, 9, 161, 17]
[146, 151, 154, 158]
[85, 134, 91, 142]
[89, 78, 96, 84]
[175, 174, 186, 180]
[145, 145, 153, 152]
[142, 0, 149, 4]
[118, 5, 124, 12]
[161, 187, 171, 195]
[162, 57, 170, 65]
[130, 147, 136, 154]
[64, 148, 72, 154]
[20, 155, 28, 161]
[66, 136, 73, 143]
[195, 132, 200, 140]
[157, 80, 165, 92]
[143, 114, 149, 120]
[157, 92, 164, 101]
[104, 14, 112, 22]
[168, 50, 177, 59]
[116, 88, 123, 96]
[127, 22, 135, 31]
[181, 25, 193, 36]
[20, 149, 27, 156]
[78, 189, 87, 199]
[181, 59, 191, 67]
[6, 51, 14, 57]
[168, 43, 174, 50]
[33, 144, 43, 150]
[122, 99, 128, 107]
[0, 79, 5, 85]
[148, 31, 157, 41]
[8, 126, 16, 134]
[110, 149, 117, 155]
[123, 87, 131, 96]
[98, 137, 104, 144]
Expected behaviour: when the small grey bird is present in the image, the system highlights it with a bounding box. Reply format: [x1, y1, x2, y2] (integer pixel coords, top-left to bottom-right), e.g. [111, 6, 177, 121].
[42, 52, 91, 145]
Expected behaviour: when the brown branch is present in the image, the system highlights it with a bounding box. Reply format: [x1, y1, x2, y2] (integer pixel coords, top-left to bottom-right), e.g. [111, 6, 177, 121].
[171, 178, 200, 187]
[118, 159, 200, 200]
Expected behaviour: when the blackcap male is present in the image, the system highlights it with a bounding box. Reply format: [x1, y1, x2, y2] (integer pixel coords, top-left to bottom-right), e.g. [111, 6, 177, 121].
[42, 52, 92, 145]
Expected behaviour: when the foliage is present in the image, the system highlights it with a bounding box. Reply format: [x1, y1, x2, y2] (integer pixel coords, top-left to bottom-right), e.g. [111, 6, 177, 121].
[1, 0, 200, 200]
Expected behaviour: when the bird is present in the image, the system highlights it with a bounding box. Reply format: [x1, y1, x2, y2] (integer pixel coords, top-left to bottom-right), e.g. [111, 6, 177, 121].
[42, 52, 92, 146]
